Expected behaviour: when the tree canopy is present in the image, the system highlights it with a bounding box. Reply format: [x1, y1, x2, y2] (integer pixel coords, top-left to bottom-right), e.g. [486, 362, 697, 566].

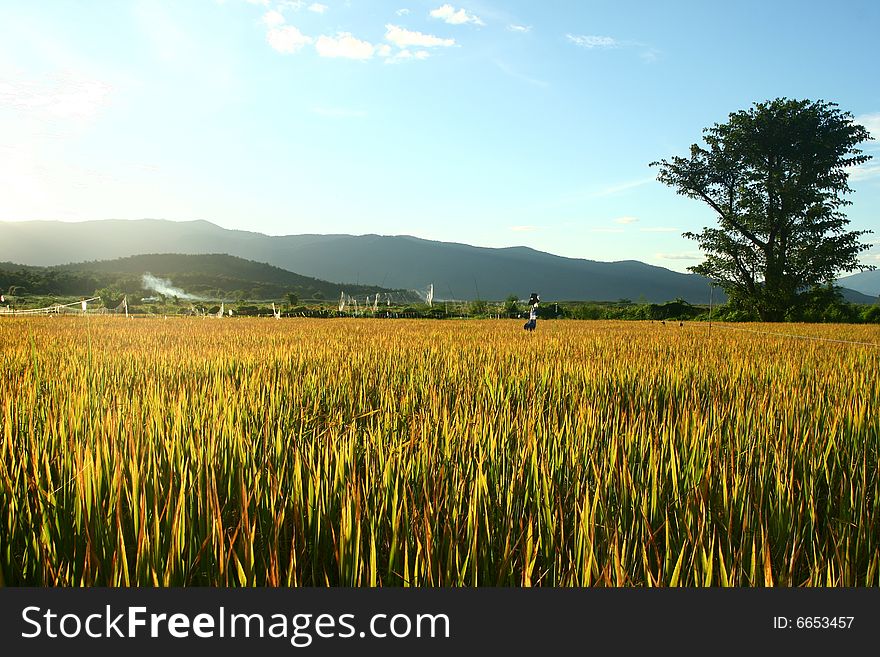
[652, 98, 874, 321]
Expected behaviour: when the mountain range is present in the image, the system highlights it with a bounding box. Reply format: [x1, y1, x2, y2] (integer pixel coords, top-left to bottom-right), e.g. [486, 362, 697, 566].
[1, 219, 876, 304]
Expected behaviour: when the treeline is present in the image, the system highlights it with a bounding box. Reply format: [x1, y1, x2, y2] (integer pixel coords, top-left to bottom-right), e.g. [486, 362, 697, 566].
[557, 289, 880, 323]
[0, 263, 123, 297]
[0, 255, 419, 305]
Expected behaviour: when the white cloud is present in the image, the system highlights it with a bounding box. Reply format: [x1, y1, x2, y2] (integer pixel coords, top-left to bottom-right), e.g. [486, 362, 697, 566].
[507, 24, 531, 33]
[855, 113, 880, 141]
[429, 4, 484, 26]
[656, 252, 703, 260]
[278, 0, 305, 10]
[267, 26, 313, 53]
[0, 73, 112, 121]
[414, 50, 430, 60]
[566, 34, 618, 49]
[613, 216, 638, 225]
[245, 0, 270, 5]
[308, 3, 328, 13]
[262, 10, 286, 27]
[385, 24, 455, 48]
[509, 225, 537, 232]
[396, 8, 410, 16]
[315, 32, 374, 60]
[377, 44, 392, 57]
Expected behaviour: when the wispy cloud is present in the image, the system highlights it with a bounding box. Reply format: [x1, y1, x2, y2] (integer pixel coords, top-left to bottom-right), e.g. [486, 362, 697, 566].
[613, 216, 638, 225]
[307, 3, 328, 13]
[566, 34, 618, 49]
[384, 24, 455, 48]
[567, 33, 660, 62]
[0, 73, 112, 121]
[429, 4, 484, 26]
[656, 252, 703, 260]
[640, 48, 661, 63]
[507, 24, 531, 33]
[395, 8, 410, 16]
[494, 59, 548, 87]
[591, 177, 653, 197]
[855, 112, 880, 140]
[847, 163, 880, 182]
[316, 32, 374, 59]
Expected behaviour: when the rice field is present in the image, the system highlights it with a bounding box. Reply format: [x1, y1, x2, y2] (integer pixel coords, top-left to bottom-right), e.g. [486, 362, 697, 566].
[1, 316, 878, 586]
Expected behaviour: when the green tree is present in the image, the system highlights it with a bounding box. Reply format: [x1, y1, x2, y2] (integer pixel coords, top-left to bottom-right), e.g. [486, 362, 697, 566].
[503, 294, 520, 317]
[652, 98, 874, 321]
[95, 286, 124, 309]
[286, 291, 299, 307]
[469, 299, 488, 316]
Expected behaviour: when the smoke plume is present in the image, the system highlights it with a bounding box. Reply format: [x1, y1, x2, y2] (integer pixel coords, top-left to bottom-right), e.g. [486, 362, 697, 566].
[142, 273, 203, 300]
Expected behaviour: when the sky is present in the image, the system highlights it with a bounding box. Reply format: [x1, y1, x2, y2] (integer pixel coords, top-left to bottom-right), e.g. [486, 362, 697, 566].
[1, 0, 878, 273]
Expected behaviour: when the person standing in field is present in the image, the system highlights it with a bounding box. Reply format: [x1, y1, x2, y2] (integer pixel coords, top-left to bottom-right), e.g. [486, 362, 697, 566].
[524, 293, 539, 332]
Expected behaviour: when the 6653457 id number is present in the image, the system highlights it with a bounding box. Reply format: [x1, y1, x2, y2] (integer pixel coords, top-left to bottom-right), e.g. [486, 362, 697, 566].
[773, 616, 854, 630]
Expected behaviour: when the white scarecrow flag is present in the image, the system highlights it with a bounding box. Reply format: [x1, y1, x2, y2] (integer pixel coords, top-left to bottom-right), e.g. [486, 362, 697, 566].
[81, 299, 88, 313]
[339, 291, 346, 312]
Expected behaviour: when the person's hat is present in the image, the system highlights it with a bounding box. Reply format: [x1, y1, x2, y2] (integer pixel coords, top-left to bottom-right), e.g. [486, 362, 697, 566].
[528, 293, 540, 305]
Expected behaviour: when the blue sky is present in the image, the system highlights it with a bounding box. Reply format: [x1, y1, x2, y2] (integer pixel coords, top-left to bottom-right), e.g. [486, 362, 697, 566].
[1, 0, 878, 272]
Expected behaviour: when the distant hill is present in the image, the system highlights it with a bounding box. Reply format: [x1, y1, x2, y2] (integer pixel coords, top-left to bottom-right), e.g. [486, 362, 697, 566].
[0, 219, 875, 303]
[837, 270, 880, 298]
[0, 253, 419, 303]
[838, 286, 877, 304]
